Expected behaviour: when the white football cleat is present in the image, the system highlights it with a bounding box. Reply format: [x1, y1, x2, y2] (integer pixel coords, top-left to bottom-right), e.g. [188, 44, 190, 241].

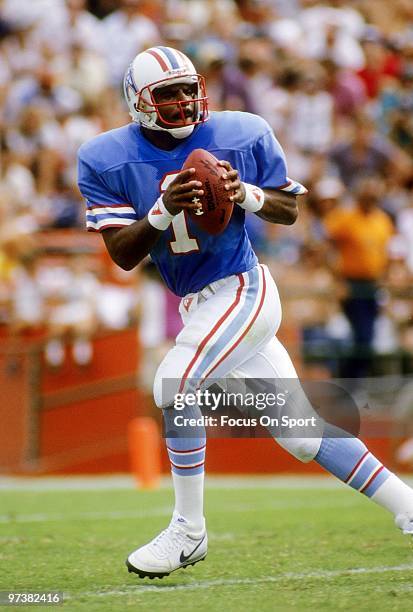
[395, 512, 413, 536]
[126, 512, 207, 579]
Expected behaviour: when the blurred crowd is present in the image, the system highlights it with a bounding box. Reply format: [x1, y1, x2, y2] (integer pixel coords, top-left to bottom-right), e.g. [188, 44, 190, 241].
[0, 0, 413, 376]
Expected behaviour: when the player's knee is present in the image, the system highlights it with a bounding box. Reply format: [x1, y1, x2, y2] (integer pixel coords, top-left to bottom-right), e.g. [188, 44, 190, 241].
[279, 437, 322, 463]
[153, 357, 188, 409]
[153, 346, 196, 409]
[153, 367, 179, 409]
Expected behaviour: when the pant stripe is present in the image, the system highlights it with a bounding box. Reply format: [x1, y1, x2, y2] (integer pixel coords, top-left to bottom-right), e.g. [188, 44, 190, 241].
[201, 265, 267, 382]
[178, 273, 246, 393]
[191, 268, 259, 382]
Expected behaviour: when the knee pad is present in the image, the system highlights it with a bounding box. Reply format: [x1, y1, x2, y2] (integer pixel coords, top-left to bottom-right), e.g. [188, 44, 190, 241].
[277, 436, 322, 463]
[153, 344, 202, 408]
[153, 345, 195, 409]
[153, 363, 180, 409]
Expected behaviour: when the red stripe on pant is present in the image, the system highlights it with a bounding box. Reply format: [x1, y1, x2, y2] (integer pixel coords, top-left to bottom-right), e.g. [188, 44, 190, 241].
[201, 265, 267, 382]
[178, 274, 245, 393]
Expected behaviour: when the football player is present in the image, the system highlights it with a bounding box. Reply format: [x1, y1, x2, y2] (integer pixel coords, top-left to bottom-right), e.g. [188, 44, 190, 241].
[77, 46, 413, 579]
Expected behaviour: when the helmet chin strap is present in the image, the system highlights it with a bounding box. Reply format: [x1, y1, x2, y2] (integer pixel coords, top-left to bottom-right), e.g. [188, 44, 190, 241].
[169, 125, 195, 139]
[140, 115, 195, 139]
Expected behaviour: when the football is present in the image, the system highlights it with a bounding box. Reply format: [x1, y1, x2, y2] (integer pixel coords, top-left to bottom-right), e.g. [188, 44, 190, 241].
[181, 149, 234, 235]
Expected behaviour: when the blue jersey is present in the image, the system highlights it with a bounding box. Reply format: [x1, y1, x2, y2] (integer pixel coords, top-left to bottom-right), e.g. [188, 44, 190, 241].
[78, 111, 293, 297]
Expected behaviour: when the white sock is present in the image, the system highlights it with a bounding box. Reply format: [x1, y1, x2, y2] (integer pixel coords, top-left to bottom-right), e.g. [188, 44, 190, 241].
[371, 473, 413, 516]
[172, 471, 205, 533]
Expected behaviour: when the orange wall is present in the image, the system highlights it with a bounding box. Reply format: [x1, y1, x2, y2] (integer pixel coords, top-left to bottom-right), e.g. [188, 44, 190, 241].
[0, 329, 402, 476]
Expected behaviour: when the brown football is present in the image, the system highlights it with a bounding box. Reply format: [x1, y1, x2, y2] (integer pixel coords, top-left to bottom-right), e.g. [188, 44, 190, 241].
[182, 149, 234, 235]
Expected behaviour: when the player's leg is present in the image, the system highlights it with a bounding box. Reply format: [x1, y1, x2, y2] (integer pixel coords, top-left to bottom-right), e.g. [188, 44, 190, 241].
[127, 264, 281, 577]
[235, 336, 413, 535]
[155, 264, 280, 524]
[157, 343, 207, 535]
[126, 342, 207, 578]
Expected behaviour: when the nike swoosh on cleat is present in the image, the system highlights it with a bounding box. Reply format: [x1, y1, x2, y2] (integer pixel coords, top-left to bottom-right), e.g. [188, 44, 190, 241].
[179, 534, 206, 563]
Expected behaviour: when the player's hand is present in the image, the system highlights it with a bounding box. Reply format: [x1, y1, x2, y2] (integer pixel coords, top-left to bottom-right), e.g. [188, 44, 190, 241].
[162, 168, 204, 216]
[218, 160, 246, 204]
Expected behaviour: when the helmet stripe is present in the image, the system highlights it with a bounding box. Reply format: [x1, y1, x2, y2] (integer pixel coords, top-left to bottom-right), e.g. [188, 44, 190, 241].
[157, 46, 180, 69]
[175, 49, 191, 69]
[146, 49, 169, 71]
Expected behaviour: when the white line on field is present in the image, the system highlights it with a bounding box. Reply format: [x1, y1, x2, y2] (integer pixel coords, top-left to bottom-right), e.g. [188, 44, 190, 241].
[6, 475, 412, 491]
[68, 564, 413, 599]
[0, 497, 359, 524]
[0, 507, 172, 524]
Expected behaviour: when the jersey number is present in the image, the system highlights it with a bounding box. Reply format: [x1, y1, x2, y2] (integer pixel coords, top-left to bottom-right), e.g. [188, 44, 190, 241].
[160, 173, 200, 255]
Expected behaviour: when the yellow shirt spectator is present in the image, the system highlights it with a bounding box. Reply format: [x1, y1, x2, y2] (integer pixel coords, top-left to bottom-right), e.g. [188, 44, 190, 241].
[324, 206, 393, 280]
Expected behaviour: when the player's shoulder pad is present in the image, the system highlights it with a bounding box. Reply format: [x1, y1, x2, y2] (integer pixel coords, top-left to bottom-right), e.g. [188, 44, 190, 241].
[78, 124, 135, 173]
[212, 110, 271, 135]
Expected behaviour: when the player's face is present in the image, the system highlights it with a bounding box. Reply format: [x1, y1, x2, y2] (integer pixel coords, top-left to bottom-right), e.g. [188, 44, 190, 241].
[152, 82, 197, 127]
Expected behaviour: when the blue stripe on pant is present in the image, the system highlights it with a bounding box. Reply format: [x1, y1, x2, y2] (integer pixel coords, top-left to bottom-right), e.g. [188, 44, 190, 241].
[192, 267, 260, 381]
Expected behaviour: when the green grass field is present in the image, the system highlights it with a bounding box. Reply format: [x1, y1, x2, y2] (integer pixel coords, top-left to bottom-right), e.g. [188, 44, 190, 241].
[1, 477, 412, 611]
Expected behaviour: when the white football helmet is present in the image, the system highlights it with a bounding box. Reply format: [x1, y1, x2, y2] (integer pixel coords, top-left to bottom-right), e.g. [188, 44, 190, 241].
[124, 46, 209, 139]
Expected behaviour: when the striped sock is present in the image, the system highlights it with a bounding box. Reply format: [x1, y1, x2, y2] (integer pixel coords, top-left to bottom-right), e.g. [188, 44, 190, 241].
[163, 406, 206, 531]
[315, 427, 390, 498]
[166, 438, 206, 477]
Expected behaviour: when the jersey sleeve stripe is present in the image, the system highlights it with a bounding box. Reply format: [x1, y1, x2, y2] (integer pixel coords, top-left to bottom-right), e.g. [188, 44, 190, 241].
[86, 201, 135, 210]
[86, 213, 137, 224]
[87, 205, 137, 216]
[86, 217, 136, 231]
[276, 178, 308, 195]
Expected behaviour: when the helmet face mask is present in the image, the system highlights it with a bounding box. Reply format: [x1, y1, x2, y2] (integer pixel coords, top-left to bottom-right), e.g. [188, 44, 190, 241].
[124, 47, 209, 139]
[138, 74, 208, 129]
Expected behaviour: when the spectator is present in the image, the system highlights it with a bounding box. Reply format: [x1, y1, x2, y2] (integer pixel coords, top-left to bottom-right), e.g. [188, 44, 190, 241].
[288, 67, 334, 155]
[329, 113, 404, 188]
[323, 176, 394, 377]
[9, 253, 45, 335]
[31, 0, 104, 54]
[102, 0, 159, 86]
[357, 28, 401, 100]
[196, 41, 254, 112]
[0, 0, 413, 379]
[300, 0, 365, 69]
[41, 253, 100, 367]
[237, 36, 276, 116]
[322, 58, 367, 120]
[396, 190, 413, 274]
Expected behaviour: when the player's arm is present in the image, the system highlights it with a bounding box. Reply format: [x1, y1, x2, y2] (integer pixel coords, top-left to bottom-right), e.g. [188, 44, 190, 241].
[251, 189, 298, 225]
[218, 161, 299, 226]
[101, 169, 203, 271]
[101, 221, 162, 271]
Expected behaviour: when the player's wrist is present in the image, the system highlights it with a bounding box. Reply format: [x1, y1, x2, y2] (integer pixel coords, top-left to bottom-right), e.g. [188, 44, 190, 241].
[147, 195, 175, 231]
[238, 183, 265, 213]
